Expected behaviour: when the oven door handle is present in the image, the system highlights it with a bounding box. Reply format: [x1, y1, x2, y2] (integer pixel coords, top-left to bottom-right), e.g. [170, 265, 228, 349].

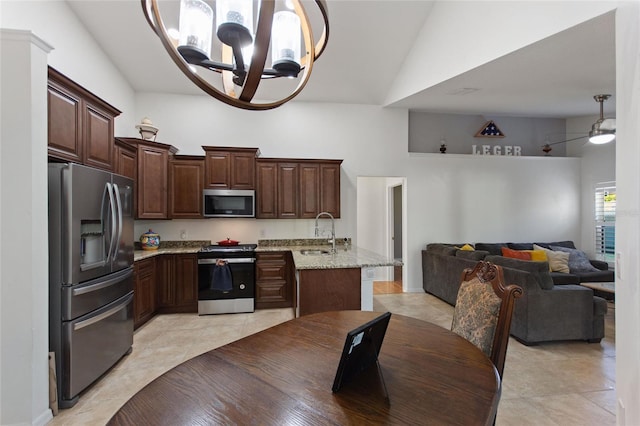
[198, 258, 255, 264]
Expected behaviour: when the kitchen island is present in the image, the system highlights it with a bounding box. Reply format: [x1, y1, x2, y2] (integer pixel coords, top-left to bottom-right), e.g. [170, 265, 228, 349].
[257, 239, 401, 317]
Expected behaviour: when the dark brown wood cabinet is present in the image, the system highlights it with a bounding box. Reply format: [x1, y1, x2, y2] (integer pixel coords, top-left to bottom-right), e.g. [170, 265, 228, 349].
[319, 162, 341, 218]
[203, 146, 259, 189]
[114, 138, 137, 179]
[255, 252, 294, 309]
[298, 268, 361, 316]
[256, 158, 342, 219]
[169, 156, 205, 219]
[134, 257, 156, 329]
[278, 163, 299, 218]
[156, 254, 198, 313]
[117, 138, 178, 219]
[47, 67, 121, 171]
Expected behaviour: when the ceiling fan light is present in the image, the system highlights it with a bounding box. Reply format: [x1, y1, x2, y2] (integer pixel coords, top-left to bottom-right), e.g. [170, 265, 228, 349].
[589, 123, 616, 144]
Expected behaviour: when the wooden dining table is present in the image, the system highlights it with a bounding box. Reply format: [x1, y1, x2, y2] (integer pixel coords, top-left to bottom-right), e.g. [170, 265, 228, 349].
[108, 311, 501, 425]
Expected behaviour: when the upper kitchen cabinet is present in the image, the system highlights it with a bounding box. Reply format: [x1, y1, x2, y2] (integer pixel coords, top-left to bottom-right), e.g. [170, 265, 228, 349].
[256, 158, 342, 219]
[47, 67, 121, 171]
[117, 137, 178, 219]
[114, 138, 137, 180]
[169, 155, 205, 219]
[202, 146, 259, 190]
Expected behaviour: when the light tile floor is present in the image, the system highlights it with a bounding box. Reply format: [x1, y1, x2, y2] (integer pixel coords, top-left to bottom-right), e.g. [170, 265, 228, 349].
[49, 294, 616, 425]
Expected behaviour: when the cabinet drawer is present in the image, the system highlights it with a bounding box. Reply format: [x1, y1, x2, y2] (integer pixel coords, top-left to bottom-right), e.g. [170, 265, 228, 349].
[256, 264, 286, 281]
[257, 252, 287, 262]
[256, 281, 288, 301]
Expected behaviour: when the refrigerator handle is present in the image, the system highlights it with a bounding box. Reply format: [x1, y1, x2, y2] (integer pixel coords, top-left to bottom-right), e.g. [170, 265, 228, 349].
[106, 182, 117, 263]
[112, 183, 123, 262]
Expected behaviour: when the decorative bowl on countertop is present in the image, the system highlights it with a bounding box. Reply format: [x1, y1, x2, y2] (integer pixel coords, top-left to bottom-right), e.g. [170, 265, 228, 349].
[140, 229, 160, 250]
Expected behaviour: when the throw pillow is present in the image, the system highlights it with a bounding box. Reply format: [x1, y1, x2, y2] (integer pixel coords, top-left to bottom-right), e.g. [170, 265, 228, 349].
[549, 245, 600, 273]
[526, 249, 548, 262]
[459, 244, 475, 251]
[533, 244, 570, 273]
[501, 247, 532, 260]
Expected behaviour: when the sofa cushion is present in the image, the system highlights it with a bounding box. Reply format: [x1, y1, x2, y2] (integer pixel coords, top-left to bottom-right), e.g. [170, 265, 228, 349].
[549, 245, 601, 273]
[485, 255, 555, 290]
[502, 247, 532, 260]
[533, 244, 570, 273]
[426, 244, 457, 256]
[577, 270, 615, 283]
[475, 243, 507, 256]
[534, 241, 577, 250]
[458, 243, 475, 251]
[526, 250, 548, 262]
[550, 272, 581, 285]
[456, 250, 489, 261]
[507, 242, 534, 250]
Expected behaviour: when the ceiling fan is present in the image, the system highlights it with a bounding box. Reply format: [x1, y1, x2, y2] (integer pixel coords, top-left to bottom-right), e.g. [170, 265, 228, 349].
[542, 94, 616, 155]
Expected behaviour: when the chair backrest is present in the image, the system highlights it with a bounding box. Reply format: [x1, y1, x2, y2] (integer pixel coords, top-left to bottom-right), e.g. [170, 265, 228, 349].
[451, 261, 523, 379]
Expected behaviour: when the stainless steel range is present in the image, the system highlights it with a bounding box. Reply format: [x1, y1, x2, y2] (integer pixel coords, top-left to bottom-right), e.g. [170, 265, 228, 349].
[197, 244, 257, 315]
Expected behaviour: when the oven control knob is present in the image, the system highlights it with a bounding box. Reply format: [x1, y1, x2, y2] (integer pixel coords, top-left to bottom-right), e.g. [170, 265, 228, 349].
[240, 284, 246, 290]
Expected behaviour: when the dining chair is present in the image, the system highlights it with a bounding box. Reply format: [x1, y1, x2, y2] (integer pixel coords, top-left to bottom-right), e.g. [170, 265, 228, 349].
[450, 261, 523, 379]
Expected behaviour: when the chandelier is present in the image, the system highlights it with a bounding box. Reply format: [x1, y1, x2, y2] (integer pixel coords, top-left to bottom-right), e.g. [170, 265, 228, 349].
[141, 0, 329, 110]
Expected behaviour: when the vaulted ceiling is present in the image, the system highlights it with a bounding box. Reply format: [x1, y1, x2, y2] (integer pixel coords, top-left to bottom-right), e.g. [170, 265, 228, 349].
[67, 1, 616, 118]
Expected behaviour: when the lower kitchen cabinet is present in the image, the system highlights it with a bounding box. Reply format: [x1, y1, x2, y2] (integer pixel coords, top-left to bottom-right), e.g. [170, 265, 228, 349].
[156, 254, 198, 313]
[134, 257, 156, 329]
[297, 268, 361, 316]
[255, 252, 294, 309]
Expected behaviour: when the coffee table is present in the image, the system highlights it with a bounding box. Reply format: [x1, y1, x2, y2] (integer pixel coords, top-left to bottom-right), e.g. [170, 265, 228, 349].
[580, 281, 615, 294]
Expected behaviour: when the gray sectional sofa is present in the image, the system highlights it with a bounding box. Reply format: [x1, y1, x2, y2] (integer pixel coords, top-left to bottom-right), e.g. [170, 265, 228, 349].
[422, 242, 609, 345]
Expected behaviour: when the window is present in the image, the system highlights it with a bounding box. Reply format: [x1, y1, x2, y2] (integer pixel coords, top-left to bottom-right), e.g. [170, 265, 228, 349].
[594, 182, 616, 265]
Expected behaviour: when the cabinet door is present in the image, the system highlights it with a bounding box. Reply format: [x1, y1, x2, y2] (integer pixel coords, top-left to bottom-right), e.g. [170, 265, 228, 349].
[114, 143, 137, 180]
[83, 101, 114, 171]
[204, 151, 230, 188]
[230, 152, 255, 189]
[169, 158, 204, 219]
[255, 161, 278, 218]
[299, 163, 320, 218]
[134, 258, 156, 329]
[320, 163, 341, 218]
[137, 146, 169, 219]
[174, 254, 198, 308]
[278, 163, 299, 218]
[47, 81, 83, 163]
[156, 255, 175, 308]
[255, 252, 293, 309]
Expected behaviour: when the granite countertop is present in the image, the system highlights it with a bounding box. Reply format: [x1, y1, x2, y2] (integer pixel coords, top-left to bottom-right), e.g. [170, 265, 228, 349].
[257, 239, 401, 270]
[133, 238, 401, 270]
[134, 240, 209, 261]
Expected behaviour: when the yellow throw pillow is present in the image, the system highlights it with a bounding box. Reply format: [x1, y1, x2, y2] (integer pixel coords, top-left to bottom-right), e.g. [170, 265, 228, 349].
[459, 244, 475, 251]
[527, 249, 548, 262]
[533, 244, 570, 273]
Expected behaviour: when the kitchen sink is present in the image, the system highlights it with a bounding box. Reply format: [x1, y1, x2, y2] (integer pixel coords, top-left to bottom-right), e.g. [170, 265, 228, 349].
[300, 249, 331, 255]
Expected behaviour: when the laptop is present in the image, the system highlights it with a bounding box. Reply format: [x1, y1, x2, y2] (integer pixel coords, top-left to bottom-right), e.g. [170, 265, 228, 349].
[331, 312, 392, 395]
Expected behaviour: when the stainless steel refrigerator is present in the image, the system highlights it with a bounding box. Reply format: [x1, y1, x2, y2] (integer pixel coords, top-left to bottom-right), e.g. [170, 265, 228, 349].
[48, 163, 134, 408]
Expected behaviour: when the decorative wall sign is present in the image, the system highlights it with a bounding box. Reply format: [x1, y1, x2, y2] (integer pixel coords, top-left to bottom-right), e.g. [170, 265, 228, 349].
[475, 120, 505, 138]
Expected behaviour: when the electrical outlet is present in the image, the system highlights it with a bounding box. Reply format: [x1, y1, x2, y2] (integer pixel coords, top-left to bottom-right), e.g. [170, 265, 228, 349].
[180, 229, 187, 240]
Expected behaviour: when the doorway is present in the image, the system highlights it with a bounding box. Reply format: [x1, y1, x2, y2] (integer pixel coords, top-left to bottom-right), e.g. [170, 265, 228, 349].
[356, 177, 405, 294]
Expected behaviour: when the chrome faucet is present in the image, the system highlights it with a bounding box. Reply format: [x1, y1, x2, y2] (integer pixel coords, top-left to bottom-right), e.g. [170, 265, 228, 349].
[315, 211, 336, 253]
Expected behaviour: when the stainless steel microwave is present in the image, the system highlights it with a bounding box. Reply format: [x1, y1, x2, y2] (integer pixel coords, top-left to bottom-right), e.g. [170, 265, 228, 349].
[203, 189, 255, 218]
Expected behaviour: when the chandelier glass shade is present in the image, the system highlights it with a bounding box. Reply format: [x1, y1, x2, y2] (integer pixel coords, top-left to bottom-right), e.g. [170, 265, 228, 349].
[142, 0, 329, 110]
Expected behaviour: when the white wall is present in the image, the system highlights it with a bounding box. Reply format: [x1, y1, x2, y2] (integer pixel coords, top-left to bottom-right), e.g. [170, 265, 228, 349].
[0, 0, 136, 135]
[613, 2, 640, 424]
[566, 115, 616, 258]
[133, 93, 583, 293]
[0, 30, 52, 426]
